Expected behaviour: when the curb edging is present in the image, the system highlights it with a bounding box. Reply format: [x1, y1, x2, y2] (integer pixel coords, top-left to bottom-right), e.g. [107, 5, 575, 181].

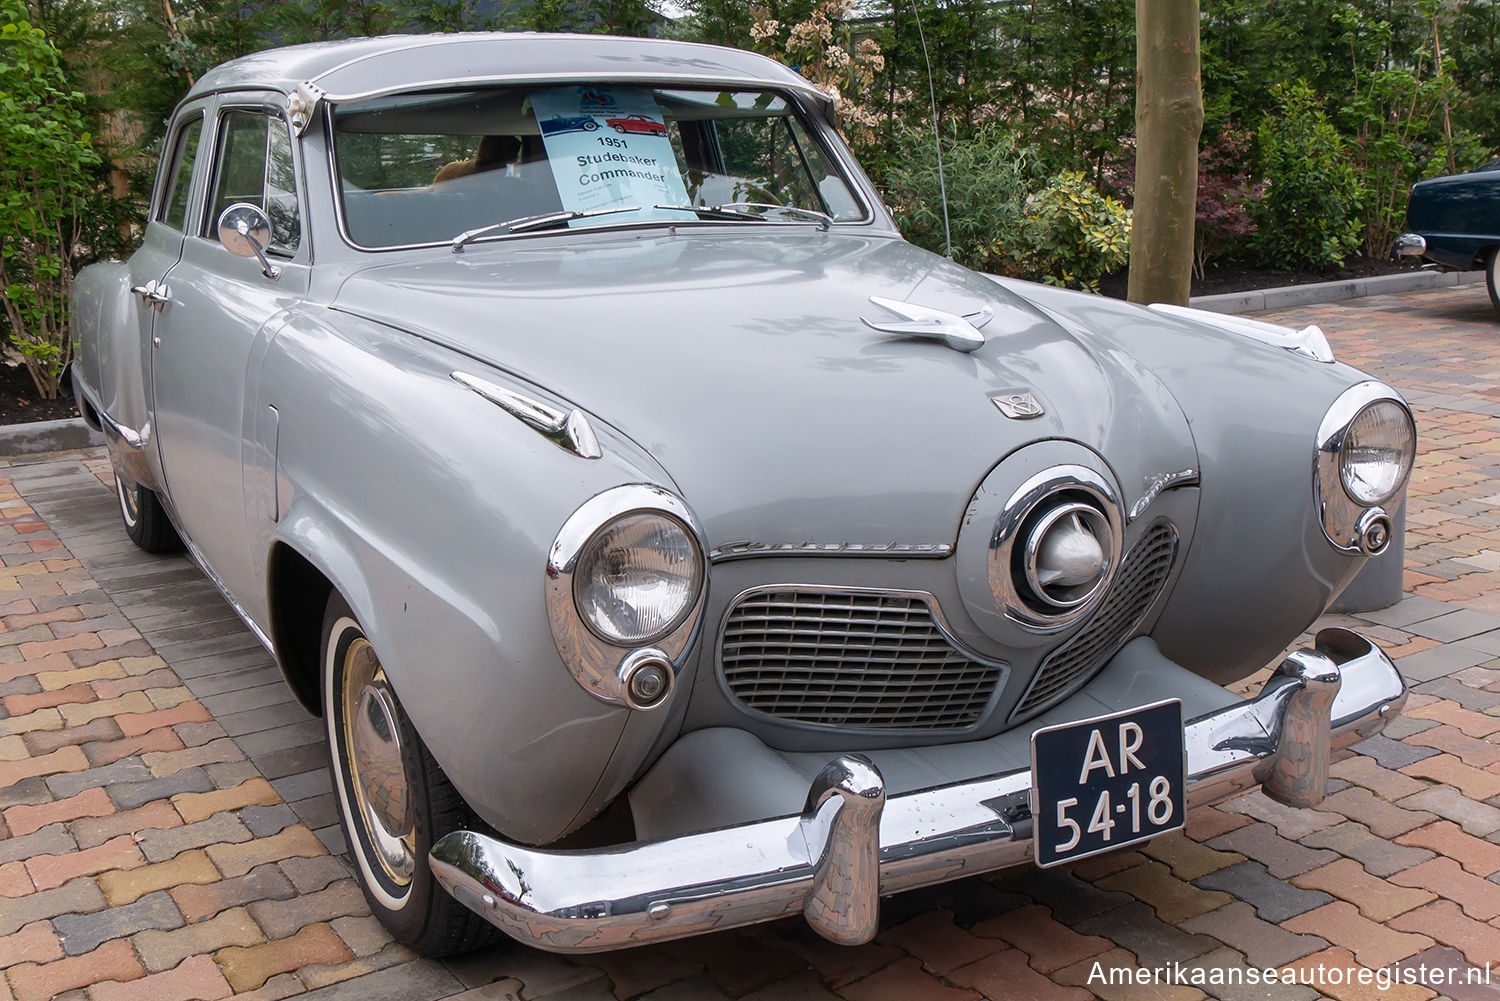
[1190, 268, 1486, 315]
[0, 416, 104, 457]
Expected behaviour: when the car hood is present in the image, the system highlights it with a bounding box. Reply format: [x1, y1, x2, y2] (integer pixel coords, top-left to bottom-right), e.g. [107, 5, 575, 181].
[334, 231, 1197, 548]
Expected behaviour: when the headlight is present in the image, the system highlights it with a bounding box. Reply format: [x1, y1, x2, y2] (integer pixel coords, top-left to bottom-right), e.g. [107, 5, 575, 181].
[1340, 401, 1415, 506]
[545, 484, 707, 709]
[574, 511, 703, 644]
[1316, 383, 1415, 554]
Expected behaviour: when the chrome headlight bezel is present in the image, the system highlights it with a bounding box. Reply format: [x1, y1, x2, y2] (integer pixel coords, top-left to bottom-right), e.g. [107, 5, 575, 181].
[546, 485, 707, 710]
[1315, 382, 1415, 555]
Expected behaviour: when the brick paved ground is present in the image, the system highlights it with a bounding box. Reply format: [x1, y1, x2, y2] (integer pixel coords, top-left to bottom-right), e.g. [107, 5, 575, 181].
[2, 282, 1500, 1000]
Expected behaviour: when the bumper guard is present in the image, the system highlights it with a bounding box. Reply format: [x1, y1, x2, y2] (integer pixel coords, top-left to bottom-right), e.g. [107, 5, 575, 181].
[430, 627, 1404, 953]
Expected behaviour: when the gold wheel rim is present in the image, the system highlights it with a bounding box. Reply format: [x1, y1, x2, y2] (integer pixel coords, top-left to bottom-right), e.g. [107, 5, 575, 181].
[341, 637, 416, 887]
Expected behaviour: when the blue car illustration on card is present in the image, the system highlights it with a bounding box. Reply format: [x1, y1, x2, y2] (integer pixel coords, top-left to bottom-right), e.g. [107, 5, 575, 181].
[540, 114, 600, 135]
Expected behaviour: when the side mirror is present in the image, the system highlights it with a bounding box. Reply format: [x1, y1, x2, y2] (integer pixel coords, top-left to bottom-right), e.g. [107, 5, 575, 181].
[217, 203, 281, 279]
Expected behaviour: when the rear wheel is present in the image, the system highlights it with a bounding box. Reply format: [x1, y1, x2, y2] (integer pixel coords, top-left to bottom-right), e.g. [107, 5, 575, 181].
[113, 469, 182, 553]
[322, 593, 500, 957]
[1486, 248, 1499, 314]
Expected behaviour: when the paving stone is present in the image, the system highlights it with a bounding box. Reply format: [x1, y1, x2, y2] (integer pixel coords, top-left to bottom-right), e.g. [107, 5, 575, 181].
[206, 823, 327, 878]
[1218, 793, 1342, 840]
[107, 766, 214, 811]
[1291, 857, 1436, 921]
[137, 811, 254, 863]
[245, 879, 367, 940]
[1362, 595, 1455, 628]
[97, 848, 220, 906]
[838, 956, 981, 1001]
[969, 903, 1110, 974]
[43, 755, 151, 798]
[1193, 861, 1333, 922]
[1299, 825, 1434, 886]
[1278, 946, 1437, 1001]
[1073, 899, 1220, 965]
[1395, 644, 1497, 682]
[25, 834, 145, 891]
[70, 799, 181, 849]
[1330, 752, 1432, 800]
[172, 777, 280, 824]
[215, 921, 356, 993]
[0, 919, 64, 968]
[82, 726, 183, 767]
[4, 785, 113, 837]
[19, 716, 120, 756]
[295, 941, 423, 992]
[1207, 822, 1340, 878]
[1383, 714, 1440, 740]
[131, 906, 265, 973]
[0, 822, 75, 866]
[1284, 900, 1433, 968]
[203, 758, 260, 788]
[1391, 856, 1500, 920]
[1415, 676, 1500, 711]
[1398, 785, 1500, 837]
[1397, 820, 1500, 877]
[1320, 785, 1439, 838]
[0, 775, 52, 811]
[239, 803, 299, 837]
[1405, 723, 1500, 768]
[1178, 901, 1328, 969]
[1352, 733, 1443, 769]
[1160, 946, 1321, 1001]
[169, 862, 297, 924]
[52, 889, 184, 955]
[288, 958, 464, 1001]
[1404, 754, 1500, 800]
[4, 938, 145, 1001]
[278, 854, 352, 894]
[270, 767, 332, 802]
[1391, 946, 1500, 1001]
[1138, 832, 1246, 880]
[139, 737, 244, 778]
[1389, 900, 1500, 970]
[88, 953, 232, 1001]
[0, 876, 107, 937]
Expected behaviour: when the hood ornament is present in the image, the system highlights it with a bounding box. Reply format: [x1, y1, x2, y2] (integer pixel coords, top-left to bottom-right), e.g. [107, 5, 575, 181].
[862, 296, 989, 353]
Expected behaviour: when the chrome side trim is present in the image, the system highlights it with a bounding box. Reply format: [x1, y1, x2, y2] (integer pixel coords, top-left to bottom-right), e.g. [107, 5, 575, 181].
[430, 627, 1404, 953]
[709, 541, 952, 562]
[96, 407, 149, 451]
[545, 485, 707, 707]
[451, 372, 601, 460]
[1129, 468, 1198, 521]
[1148, 302, 1335, 363]
[1314, 381, 1414, 553]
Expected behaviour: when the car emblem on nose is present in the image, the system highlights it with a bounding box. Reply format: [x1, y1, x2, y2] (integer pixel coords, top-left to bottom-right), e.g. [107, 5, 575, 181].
[991, 391, 1045, 419]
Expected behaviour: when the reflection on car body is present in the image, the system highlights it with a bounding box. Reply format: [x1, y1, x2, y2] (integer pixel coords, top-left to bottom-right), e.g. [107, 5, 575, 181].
[69, 32, 1414, 957]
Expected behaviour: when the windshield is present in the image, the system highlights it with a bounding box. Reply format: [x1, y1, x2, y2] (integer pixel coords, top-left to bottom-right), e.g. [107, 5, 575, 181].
[331, 85, 867, 249]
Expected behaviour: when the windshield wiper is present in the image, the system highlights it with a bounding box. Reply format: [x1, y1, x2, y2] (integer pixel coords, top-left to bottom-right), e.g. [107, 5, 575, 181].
[451, 205, 642, 253]
[654, 202, 833, 230]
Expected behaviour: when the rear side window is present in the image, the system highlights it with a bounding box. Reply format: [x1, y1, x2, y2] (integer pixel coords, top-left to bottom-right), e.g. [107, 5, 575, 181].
[206, 110, 301, 254]
[157, 117, 203, 231]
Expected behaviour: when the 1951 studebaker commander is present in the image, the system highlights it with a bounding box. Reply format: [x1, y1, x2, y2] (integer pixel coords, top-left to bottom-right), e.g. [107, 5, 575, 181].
[70, 33, 1415, 957]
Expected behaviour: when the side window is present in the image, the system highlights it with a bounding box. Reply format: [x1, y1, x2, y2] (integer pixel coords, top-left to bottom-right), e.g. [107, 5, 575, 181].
[156, 117, 203, 231]
[206, 110, 301, 255]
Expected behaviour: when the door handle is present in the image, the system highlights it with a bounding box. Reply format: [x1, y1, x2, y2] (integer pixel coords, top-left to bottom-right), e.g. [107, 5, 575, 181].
[130, 281, 171, 312]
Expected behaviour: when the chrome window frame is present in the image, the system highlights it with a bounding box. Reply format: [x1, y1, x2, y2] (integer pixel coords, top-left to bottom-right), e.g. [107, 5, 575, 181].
[201, 99, 312, 265]
[322, 82, 878, 254]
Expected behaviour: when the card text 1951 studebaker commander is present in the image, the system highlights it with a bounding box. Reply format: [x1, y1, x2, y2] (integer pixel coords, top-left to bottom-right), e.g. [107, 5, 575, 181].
[70, 33, 1415, 957]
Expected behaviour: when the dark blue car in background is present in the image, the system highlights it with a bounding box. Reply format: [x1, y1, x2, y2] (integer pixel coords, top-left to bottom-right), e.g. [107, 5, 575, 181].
[539, 114, 600, 135]
[1397, 159, 1500, 315]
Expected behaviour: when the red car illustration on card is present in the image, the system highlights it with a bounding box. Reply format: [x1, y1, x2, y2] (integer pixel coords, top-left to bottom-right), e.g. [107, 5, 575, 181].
[606, 114, 667, 136]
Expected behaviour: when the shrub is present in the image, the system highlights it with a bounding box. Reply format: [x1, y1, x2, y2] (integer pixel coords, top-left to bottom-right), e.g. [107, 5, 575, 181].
[1013, 170, 1132, 291]
[1194, 128, 1264, 277]
[880, 122, 1044, 274]
[1250, 82, 1363, 269]
[0, 0, 101, 398]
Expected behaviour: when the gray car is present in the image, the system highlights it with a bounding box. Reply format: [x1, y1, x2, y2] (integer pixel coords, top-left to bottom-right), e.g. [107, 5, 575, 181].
[69, 32, 1414, 957]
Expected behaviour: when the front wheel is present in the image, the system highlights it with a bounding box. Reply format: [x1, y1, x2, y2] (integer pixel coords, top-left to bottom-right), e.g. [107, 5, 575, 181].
[322, 594, 500, 956]
[1486, 248, 1499, 315]
[113, 470, 182, 553]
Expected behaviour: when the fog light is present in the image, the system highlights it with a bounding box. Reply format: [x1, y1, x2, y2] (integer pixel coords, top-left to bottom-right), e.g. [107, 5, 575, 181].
[619, 651, 674, 710]
[1357, 509, 1393, 556]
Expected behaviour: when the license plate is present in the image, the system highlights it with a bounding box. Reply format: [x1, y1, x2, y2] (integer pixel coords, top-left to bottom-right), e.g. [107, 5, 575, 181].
[1031, 699, 1186, 867]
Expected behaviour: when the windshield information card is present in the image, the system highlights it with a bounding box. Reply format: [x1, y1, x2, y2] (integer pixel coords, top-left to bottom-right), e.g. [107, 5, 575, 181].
[530, 87, 693, 224]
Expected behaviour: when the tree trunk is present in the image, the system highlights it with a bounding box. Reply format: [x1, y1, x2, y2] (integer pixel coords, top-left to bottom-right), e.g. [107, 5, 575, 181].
[1127, 0, 1203, 306]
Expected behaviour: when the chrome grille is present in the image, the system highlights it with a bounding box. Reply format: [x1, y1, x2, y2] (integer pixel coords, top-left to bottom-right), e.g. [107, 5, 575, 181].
[720, 589, 1004, 730]
[1011, 523, 1179, 721]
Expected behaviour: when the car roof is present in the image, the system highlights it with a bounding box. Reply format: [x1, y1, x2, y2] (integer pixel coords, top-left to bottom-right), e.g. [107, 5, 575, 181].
[186, 33, 834, 112]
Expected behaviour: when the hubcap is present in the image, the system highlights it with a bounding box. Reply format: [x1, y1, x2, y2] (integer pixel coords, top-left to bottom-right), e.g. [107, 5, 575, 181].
[341, 638, 415, 885]
[116, 475, 140, 529]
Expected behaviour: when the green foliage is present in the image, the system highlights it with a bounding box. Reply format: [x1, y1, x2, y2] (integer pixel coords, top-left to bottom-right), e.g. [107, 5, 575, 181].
[0, 0, 101, 398]
[1014, 170, 1132, 291]
[881, 123, 1043, 273]
[1251, 83, 1363, 269]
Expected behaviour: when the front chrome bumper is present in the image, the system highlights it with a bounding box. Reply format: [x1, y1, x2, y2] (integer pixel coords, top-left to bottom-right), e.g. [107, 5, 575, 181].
[430, 627, 1405, 953]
